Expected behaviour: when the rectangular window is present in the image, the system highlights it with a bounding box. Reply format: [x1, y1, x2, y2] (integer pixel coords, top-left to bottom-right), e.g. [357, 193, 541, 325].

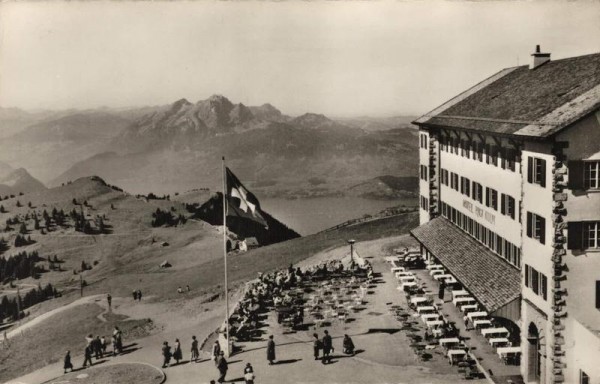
[527, 156, 547, 187]
[420, 195, 429, 211]
[584, 222, 600, 249]
[527, 212, 546, 244]
[460, 177, 471, 196]
[596, 281, 600, 310]
[452, 174, 459, 191]
[420, 165, 428, 181]
[485, 188, 498, 210]
[500, 194, 516, 219]
[525, 265, 547, 300]
[584, 161, 600, 189]
[472, 182, 483, 204]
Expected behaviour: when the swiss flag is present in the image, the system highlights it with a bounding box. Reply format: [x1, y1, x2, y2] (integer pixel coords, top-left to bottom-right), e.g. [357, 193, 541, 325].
[225, 167, 268, 227]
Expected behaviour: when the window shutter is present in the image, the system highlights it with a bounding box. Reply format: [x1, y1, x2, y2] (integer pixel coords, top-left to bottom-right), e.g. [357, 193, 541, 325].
[567, 222, 584, 250]
[527, 212, 533, 238]
[527, 157, 534, 183]
[596, 281, 600, 309]
[568, 160, 584, 190]
[540, 159, 546, 187]
[542, 275, 547, 301]
[500, 194, 506, 215]
[539, 216, 546, 244]
[525, 265, 530, 287]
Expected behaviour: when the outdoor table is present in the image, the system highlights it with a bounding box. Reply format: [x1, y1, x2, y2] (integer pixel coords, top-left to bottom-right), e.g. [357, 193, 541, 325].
[452, 297, 475, 306]
[489, 337, 510, 348]
[451, 290, 469, 299]
[481, 327, 509, 338]
[439, 337, 460, 348]
[385, 256, 400, 263]
[416, 305, 436, 314]
[410, 297, 428, 305]
[467, 311, 489, 321]
[399, 276, 416, 283]
[432, 328, 444, 338]
[429, 269, 444, 277]
[496, 346, 521, 362]
[461, 304, 478, 313]
[421, 313, 439, 322]
[391, 267, 405, 272]
[437, 274, 454, 281]
[396, 271, 414, 278]
[447, 349, 467, 365]
[426, 264, 444, 270]
[400, 281, 418, 290]
[445, 277, 457, 284]
[473, 319, 492, 329]
[426, 319, 444, 328]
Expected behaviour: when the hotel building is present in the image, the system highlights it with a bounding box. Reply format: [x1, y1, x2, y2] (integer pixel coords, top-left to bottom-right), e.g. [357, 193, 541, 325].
[411, 47, 600, 384]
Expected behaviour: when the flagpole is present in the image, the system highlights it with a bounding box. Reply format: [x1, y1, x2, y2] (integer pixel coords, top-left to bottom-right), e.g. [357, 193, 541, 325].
[222, 156, 230, 356]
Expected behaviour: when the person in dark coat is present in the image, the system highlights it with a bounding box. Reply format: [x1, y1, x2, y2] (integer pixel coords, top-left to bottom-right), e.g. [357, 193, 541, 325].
[162, 341, 171, 368]
[322, 330, 333, 364]
[267, 335, 276, 365]
[438, 280, 446, 301]
[83, 344, 93, 368]
[93, 335, 103, 359]
[137, 289, 142, 301]
[106, 294, 112, 310]
[216, 351, 228, 383]
[132, 290, 138, 301]
[191, 335, 199, 362]
[212, 340, 221, 365]
[343, 334, 355, 355]
[63, 350, 73, 374]
[313, 333, 322, 360]
[173, 338, 182, 365]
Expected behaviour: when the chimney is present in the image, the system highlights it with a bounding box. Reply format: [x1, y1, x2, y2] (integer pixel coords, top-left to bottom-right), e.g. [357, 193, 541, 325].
[530, 44, 551, 69]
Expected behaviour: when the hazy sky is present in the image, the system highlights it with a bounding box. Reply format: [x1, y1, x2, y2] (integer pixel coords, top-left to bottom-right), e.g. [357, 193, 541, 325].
[1, 1, 599, 117]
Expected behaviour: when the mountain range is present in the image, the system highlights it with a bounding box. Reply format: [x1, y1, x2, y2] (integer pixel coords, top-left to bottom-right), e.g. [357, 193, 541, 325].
[0, 97, 419, 197]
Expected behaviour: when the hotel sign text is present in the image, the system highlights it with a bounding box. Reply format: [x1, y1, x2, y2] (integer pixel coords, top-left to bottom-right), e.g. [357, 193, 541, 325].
[462, 200, 496, 225]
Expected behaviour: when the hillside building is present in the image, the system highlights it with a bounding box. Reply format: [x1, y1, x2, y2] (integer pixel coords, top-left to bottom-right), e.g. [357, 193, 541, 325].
[411, 46, 600, 384]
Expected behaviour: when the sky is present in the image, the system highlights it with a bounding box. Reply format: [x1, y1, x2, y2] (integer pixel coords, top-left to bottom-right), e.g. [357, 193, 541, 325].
[0, 1, 599, 117]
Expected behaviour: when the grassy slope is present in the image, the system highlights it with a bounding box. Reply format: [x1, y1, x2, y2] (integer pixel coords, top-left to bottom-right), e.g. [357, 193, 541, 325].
[0, 303, 153, 381]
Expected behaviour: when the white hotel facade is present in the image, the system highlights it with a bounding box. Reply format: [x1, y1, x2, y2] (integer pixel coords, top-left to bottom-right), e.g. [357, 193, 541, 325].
[411, 47, 600, 384]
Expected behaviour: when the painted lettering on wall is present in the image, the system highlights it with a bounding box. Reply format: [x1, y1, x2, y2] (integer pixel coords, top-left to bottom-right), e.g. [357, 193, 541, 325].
[463, 199, 495, 225]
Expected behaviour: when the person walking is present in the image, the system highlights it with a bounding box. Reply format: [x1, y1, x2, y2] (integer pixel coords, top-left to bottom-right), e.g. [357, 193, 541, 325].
[438, 280, 446, 301]
[313, 333, 322, 361]
[266, 335, 276, 365]
[173, 338, 182, 365]
[106, 294, 112, 311]
[137, 289, 142, 301]
[191, 335, 199, 362]
[162, 341, 172, 368]
[343, 334, 355, 355]
[322, 330, 333, 364]
[216, 351, 228, 383]
[63, 350, 73, 374]
[82, 344, 93, 368]
[113, 326, 122, 355]
[101, 336, 107, 354]
[212, 340, 221, 365]
[132, 290, 138, 301]
[244, 362, 255, 384]
[93, 335, 103, 359]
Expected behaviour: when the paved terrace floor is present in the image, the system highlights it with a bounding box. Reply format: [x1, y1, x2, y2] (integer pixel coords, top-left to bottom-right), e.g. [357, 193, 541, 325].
[8, 236, 490, 384]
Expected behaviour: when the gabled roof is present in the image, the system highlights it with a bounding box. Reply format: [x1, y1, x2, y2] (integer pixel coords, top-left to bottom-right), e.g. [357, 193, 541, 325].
[411, 217, 521, 313]
[414, 52, 600, 138]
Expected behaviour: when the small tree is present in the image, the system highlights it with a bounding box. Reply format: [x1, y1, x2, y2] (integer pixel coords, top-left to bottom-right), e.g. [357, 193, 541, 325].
[0, 205, 5, 213]
[16, 200, 22, 207]
[19, 222, 27, 234]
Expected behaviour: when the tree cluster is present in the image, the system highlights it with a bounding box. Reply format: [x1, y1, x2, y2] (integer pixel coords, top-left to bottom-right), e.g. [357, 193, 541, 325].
[0, 283, 58, 323]
[0, 250, 42, 282]
[151, 208, 186, 227]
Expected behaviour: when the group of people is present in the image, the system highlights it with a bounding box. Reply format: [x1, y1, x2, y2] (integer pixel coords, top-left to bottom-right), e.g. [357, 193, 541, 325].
[161, 338, 184, 368]
[313, 331, 355, 364]
[63, 326, 124, 374]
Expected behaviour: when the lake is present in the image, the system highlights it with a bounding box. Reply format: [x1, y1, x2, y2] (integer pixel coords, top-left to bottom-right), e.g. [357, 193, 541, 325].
[260, 196, 418, 236]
